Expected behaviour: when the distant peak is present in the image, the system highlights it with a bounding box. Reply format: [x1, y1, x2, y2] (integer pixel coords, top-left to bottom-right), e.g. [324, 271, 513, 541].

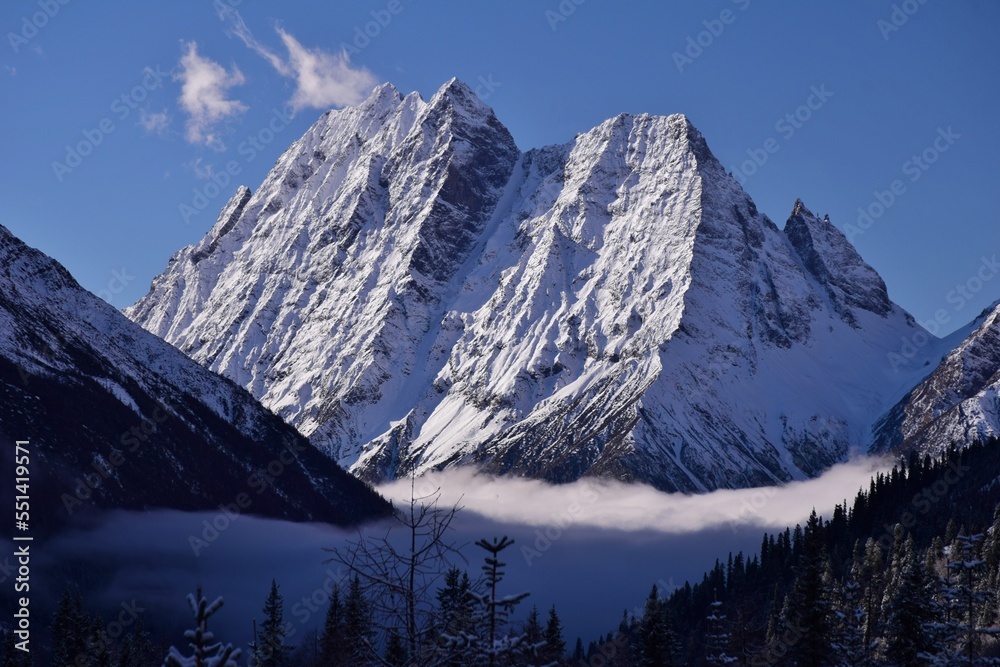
[429, 77, 482, 108]
[371, 81, 399, 96]
[784, 200, 892, 320]
[419, 77, 505, 133]
[666, 112, 693, 126]
[360, 81, 403, 109]
[790, 198, 810, 218]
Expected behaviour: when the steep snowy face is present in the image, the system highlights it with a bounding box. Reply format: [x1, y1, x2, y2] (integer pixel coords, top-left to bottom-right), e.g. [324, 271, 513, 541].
[129, 81, 932, 492]
[0, 224, 390, 531]
[387, 114, 929, 491]
[128, 79, 520, 468]
[873, 302, 1000, 455]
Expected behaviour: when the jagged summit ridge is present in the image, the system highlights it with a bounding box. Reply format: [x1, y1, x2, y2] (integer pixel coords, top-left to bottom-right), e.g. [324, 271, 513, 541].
[128, 79, 935, 492]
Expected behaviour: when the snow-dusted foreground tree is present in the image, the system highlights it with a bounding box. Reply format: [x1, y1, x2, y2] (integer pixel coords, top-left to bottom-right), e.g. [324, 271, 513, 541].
[163, 588, 241, 667]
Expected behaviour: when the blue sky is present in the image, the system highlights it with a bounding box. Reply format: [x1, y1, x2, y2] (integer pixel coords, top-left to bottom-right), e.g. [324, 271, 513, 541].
[1, 1, 997, 334]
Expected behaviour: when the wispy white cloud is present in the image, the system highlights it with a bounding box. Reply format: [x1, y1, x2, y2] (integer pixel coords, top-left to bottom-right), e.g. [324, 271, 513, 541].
[377, 457, 890, 535]
[138, 108, 170, 136]
[217, 6, 378, 112]
[219, 6, 288, 75]
[175, 41, 247, 149]
[276, 28, 378, 111]
[185, 157, 216, 180]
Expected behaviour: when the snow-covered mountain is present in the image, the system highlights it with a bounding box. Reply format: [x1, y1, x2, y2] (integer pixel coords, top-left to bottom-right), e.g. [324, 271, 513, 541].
[127, 79, 940, 492]
[0, 224, 390, 532]
[873, 301, 1000, 456]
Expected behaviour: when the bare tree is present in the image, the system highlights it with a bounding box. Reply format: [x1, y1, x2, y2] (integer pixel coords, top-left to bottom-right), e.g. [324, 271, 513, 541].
[325, 475, 466, 666]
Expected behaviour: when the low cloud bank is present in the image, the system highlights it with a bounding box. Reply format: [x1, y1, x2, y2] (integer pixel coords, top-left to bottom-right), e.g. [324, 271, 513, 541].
[19, 458, 890, 649]
[378, 456, 890, 534]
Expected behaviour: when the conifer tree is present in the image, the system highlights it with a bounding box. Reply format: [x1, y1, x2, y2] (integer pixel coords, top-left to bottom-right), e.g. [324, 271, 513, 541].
[88, 615, 112, 667]
[860, 537, 885, 661]
[435, 567, 476, 665]
[704, 600, 736, 666]
[163, 587, 241, 667]
[922, 533, 999, 665]
[640, 585, 680, 667]
[763, 585, 783, 648]
[319, 586, 347, 666]
[384, 630, 408, 667]
[1, 625, 30, 667]
[256, 580, 289, 667]
[884, 535, 933, 667]
[543, 605, 566, 665]
[344, 574, 374, 665]
[469, 536, 530, 666]
[2, 628, 29, 667]
[831, 579, 867, 667]
[51, 587, 88, 666]
[118, 616, 154, 667]
[286, 627, 320, 667]
[524, 606, 545, 660]
[881, 524, 908, 617]
[783, 510, 833, 667]
[983, 506, 1000, 592]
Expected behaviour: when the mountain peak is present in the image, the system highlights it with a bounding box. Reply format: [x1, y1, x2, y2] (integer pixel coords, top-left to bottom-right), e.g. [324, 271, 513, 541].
[370, 80, 400, 97]
[784, 199, 893, 323]
[425, 77, 498, 124]
[362, 80, 403, 109]
[128, 82, 923, 493]
[790, 197, 811, 218]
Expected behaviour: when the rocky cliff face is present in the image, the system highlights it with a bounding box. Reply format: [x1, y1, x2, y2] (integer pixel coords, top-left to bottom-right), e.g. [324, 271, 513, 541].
[128, 79, 937, 492]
